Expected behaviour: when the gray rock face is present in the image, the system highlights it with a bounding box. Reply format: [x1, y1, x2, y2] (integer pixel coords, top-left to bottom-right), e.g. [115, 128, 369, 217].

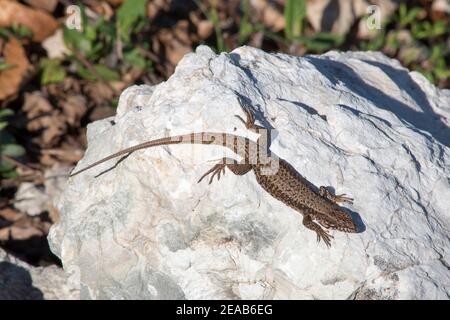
[0, 248, 80, 300]
[49, 46, 449, 299]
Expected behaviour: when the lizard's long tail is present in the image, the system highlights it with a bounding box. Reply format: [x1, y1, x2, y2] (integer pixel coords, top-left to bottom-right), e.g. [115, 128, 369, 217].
[69, 132, 247, 177]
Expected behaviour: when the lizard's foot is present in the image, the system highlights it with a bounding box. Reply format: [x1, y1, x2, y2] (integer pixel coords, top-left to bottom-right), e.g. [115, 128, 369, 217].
[198, 160, 226, 185]
[315, 227, 334, 247]
[319, 186, 353, 205]
[235, 101, 265, 132]
[198, 158, 253, 185]
[302, 215, 333, 248]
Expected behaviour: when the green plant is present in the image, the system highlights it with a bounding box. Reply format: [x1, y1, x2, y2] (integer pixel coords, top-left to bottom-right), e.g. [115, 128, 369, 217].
[284, 0, 306, 41]
[0, 24, 33, 40]
[398, 3, 422, 27]
[61, 2, 151, 84]
[0, 109, 25, 179]
[0, 63, 16, 72]
[238, 0, 253, 45]
[196, 0, 228, 52]
[40, 58, 66, 85]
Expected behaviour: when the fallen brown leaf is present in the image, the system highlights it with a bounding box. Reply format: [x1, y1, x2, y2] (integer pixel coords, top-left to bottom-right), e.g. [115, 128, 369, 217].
[0, 37, 30, 101]
[147, 0, 170, 19]
[42, 29, 71, 59]
[84, 81, 115, 105]
[0, 0, 59, 42]
[251, 0, 285, 32]
[0, 208, 24, 222]
[60, 94, 87, 126]
[40, 147, 84, 166]
[0, 228, 10, 241]
[10, 225, 44, 240]
[158, 20, 192, 68]
[104, 0, 126, 6]
[23, 91, 67, 147]
[197, 20, 214, 40]
[24, 0, 58, 13]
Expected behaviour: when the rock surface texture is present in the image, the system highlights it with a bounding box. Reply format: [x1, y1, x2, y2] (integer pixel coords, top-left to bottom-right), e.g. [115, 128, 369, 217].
[49, 46, 449, 300]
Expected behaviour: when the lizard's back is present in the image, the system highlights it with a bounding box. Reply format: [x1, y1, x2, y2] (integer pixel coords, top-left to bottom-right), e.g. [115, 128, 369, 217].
[253, 158, 357, 232]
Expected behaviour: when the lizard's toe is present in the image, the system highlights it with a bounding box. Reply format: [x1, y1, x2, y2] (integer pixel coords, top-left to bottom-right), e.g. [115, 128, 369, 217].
[336, 194, 354, 204]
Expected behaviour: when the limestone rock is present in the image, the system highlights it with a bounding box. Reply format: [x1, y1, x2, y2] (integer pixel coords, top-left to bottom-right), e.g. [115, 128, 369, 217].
[49, 46, 449, 299]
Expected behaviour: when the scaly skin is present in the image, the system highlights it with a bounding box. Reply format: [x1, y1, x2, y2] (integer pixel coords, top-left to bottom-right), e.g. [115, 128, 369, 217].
[70, 103, 357, 247]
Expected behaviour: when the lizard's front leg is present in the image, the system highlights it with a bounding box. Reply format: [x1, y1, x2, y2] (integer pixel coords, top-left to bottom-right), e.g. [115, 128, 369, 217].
[302, 214, 333, 247]
[198, 158, 253, 184]
[235, 103, 265, 132]
[319, 186, 353, 204]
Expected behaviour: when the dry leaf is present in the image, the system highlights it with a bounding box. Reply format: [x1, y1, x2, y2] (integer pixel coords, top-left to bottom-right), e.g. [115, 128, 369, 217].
[104, 0, 126, 5]
[0, 208, 23, 222]
[60, 94, 87, 126]
[23, 91, 67, 147]
[40, 147, 84, 166]
[42, 29, 70, 59]
[158, 21, 192, 67]
[0, 37, 30, 101]
[251, 0, 285, 32]
[10, 225, 44, 240]
[88, 105, 116, 121]
[24, 0, 58, 13]
[197, 20, 214, 40]
[23, 91, 53, 118]
[84, 81, 115, 105]
[147, 0, 171, 19]
[89, 1, 114, 20]
[0, 0, 59, 42]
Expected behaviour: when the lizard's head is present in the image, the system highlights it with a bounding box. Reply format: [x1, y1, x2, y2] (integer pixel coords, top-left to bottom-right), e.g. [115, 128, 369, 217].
[316, 209, 358, 233]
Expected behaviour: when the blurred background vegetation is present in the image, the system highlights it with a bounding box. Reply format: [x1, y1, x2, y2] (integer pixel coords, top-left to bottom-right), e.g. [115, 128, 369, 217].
[0, 0, 448, 266]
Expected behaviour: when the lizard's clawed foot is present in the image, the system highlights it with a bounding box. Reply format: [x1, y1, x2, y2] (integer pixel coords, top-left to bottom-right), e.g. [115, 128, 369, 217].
[319, 186, 353, 204]
[333, 194, 353, 205]
[198, 161, 226, 185]
[316, 228, 334, 248]
[235, 101, 265, 132]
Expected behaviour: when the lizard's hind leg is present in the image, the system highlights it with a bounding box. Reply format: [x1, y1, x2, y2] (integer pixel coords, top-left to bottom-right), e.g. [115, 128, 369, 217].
[198, 158, 252, 185]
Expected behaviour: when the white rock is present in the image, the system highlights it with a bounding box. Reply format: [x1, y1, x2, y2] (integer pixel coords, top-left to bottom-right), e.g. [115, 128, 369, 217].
[49, 46, 450, 300]
[14, 164, 71, 217]
[14, 182, 48, 216]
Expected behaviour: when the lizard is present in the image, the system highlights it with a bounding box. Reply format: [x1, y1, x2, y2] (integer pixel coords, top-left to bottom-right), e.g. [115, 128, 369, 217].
[69, 103, 358, 247]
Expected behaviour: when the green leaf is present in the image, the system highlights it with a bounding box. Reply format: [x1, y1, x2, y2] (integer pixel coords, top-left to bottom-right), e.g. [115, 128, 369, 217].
[238, 0, 253, 45]
[93, 64, 120, 81]
[295, 32, 344, 53]
[0, 108, 13, 119]
[11, 24, 33, 38]
[76, 63, 119, 81]
[0, 109, 13, 131]
[40, 59, 67, 85]
[284, 0, 306, 40]
[63, 26, 92, 54]
[434, 68, 450, 80]
[0, 63, 16, 71]
[117, 0, 148, 42]
[123, 49, 150, 69]
[0, 144, 25, 157]
[0, 159, 17, 177]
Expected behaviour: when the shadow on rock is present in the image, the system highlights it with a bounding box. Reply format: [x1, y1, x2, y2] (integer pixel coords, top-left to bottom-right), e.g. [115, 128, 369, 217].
[0, 261, 44, 300]
[306, 56, 450, 147]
